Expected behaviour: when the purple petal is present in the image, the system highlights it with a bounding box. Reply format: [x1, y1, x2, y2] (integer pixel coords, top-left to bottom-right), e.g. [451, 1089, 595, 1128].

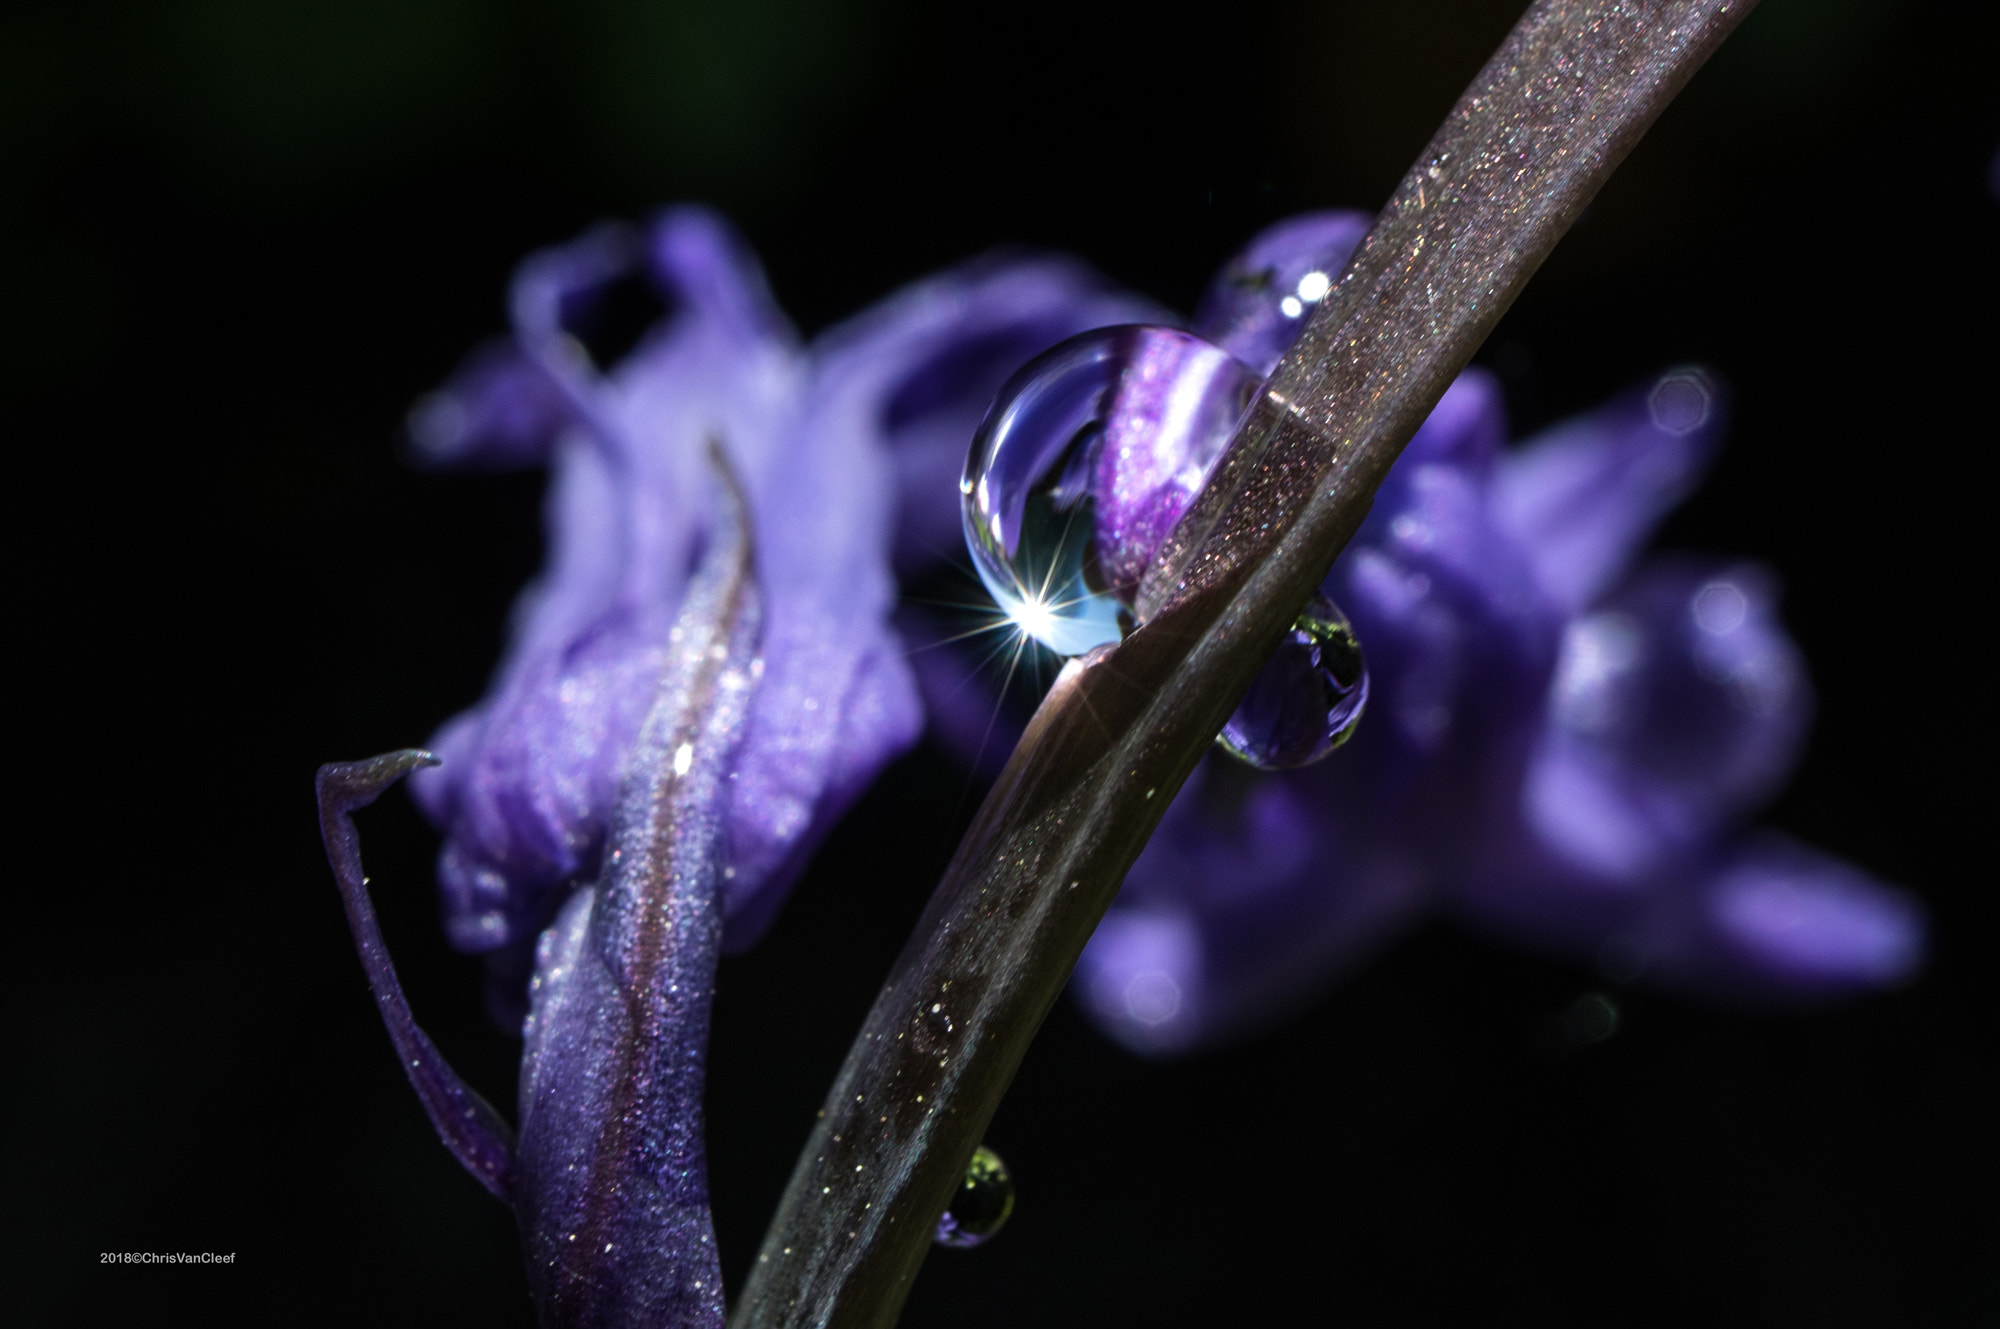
[406, 340, 573, 469]
[1080, 366, 1553, 1055]
[1479, 833, 1928, 1002]
[1700, 836, 1925, 993]
[1492, 367, 1728, 612]
[1079, 757, 1428, 1054]
[1092, 329, 1261, 601]
[645, 207, 791, 348]
[1336, 441, 1555, 764]
[316, 752, 518, 1200]
[1448, 833, 1924, 1006]
[413, 208, 922, 966]
[515, 467, 757, 1327]
[507, 221, 649, 411]
[414, 212, 797, 954]
[421, 607, 682, 951]
[1520, 557, 1812, 880]
[1391, 367, 1507, 478]
[1192, 210, 1372, 375]
[810, 254, 1166, 573]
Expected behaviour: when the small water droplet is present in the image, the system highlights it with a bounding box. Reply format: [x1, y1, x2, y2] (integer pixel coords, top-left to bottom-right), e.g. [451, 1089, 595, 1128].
[1216, 594, 1369, 768]
[934, 1144, 1015, 1250]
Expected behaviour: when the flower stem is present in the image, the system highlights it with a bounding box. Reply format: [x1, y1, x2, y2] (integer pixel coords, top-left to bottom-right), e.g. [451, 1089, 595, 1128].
[732, 3, 1759, 1325]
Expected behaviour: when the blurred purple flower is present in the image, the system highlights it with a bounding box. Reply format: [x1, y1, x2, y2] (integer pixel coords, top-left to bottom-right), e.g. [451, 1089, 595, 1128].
[915, 212, 1926, 1054]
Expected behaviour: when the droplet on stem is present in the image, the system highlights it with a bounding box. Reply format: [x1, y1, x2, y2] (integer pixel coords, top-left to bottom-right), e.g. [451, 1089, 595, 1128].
[933, 1144, 1015, 1249]
[961, 326, 1258, 656]
[962, 327, 1369, 767]
[1215, 594, 1369, 769]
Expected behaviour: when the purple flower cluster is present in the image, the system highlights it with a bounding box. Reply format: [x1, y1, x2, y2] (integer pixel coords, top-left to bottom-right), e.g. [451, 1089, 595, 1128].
[910, 212, 1922, 1055]
[418, 205, 1922, 1058]
[1076, 358, 1924, 1051]
[323, 204, 1922, 1321]
[326, 207, 1155, 1322]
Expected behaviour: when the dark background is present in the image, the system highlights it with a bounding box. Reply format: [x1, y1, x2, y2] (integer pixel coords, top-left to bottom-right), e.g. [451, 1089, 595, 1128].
[5, 0, 1995, 1324]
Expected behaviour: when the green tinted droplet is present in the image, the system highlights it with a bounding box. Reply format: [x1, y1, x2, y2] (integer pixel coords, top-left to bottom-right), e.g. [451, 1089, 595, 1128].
[1215, 593, 1370, 769]
[933, 1144, 1014, 1249]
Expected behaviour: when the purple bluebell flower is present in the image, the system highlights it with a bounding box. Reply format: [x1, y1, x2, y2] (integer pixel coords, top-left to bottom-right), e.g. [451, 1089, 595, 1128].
[921, 212, 1925, 1054]
[403, 211, 1152, 1016]
[319, 207, 1166, 1321]
[318, 453, 759, 1324]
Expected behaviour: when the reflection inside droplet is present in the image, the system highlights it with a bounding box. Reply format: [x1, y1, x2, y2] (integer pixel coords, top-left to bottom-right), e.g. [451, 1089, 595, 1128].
[961, 325, 1373, 761]
[960, 326, 1258, 655]
[934, 1145, 1015, 1249]
[1216, 594, 1370, 769]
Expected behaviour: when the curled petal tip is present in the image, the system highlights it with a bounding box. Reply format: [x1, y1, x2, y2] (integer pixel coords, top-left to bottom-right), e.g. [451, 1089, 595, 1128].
[316, 749, 441, 810]
[314, 745, 518, 1201]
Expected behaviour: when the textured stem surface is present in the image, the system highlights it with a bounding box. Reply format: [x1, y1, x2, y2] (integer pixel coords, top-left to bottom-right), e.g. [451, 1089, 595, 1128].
[733, 3, 1759, 1325]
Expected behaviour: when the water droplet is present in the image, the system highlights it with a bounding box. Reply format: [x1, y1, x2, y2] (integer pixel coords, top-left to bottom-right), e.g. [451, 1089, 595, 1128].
[1216, 594, 1369, 769]
[962, 327, 1259, 655]
[934, 1144, 1015, 1250]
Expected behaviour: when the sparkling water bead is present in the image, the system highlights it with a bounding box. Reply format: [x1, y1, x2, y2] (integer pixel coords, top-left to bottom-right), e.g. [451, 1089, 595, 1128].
[934, 1144, 1015, 1250]
[1216, 594, 1369, 769]
[962, 326, 1260, 655]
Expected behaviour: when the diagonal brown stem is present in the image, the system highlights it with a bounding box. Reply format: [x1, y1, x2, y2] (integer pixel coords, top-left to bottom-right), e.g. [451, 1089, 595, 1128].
[732, 3, 1760, 1325]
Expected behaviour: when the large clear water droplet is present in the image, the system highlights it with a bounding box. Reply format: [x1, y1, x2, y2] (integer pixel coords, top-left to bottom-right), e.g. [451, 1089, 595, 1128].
[961, 323, 1372, 763]
[934, 1144, 1015, 1249]
[962, 326, 1260, 656]
[1216, 594, 1369, 769]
